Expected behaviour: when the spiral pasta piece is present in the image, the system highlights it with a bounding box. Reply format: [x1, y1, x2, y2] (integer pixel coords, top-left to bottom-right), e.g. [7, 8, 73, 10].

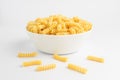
[87, 56, 104, 63]
[18, 52, 38, 57]
[22, 60, 42, 67]
[36, 64, 56, 71]
[68, 63, 87, 74]
[53, 54, 68, 62]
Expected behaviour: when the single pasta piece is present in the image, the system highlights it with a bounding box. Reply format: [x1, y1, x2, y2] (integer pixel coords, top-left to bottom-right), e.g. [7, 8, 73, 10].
[22, 60, 42, 67]
[68, 63, 87, 74]
[53, 54, 68, 62]
[18, 52, 38, 57]
[87, 56, 104, 63]
[36, 64, 56, 71]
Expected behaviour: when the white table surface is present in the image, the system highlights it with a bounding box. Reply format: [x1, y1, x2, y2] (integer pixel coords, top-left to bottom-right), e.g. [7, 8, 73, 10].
[0, 0, 120, 80]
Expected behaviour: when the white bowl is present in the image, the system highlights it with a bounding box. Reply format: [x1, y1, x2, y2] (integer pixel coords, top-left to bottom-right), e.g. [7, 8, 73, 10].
[27, 31, 91, 54]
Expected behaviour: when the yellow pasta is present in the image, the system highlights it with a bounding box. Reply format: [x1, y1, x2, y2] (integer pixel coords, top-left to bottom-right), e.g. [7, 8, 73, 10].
[87, 56, 104, 63]
[68, 63, 87, 74]
[53, 54, 68, 62]
[26, 15, 92, 35]
[36, 64, 56, 71]
[18, 52, 38, 57]
[56, 32, 69, 35]
[22, 60, 42, 67]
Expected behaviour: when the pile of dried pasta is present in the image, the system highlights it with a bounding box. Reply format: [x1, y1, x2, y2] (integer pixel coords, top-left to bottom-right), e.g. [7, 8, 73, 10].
[26, 15, 92, 35]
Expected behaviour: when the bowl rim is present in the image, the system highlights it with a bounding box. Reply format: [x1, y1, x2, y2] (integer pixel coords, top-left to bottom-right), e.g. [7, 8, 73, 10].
[26, 30, 92, 37]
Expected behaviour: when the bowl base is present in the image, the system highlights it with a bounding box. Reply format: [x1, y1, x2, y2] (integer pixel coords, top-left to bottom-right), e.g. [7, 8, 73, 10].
[38, 50, 78, 55]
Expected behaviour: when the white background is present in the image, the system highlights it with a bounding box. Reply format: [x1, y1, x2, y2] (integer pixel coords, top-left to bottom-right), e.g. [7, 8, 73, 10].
[0, 0, 120, 80]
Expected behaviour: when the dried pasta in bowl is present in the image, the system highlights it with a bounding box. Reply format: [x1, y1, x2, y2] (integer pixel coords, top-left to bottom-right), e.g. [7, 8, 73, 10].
[26, 15, 92, 35]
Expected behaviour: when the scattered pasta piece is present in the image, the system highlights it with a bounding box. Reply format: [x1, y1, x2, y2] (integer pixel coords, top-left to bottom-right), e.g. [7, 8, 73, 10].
[68, 63, 87, 74]
[22, 60, 42, 67]
[18, 52, 38, 57]
[53, 54, 68, 62]
[87, 56, 104, 63]
[36, 64, 56, 71]
[26, 15, 92, 35]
